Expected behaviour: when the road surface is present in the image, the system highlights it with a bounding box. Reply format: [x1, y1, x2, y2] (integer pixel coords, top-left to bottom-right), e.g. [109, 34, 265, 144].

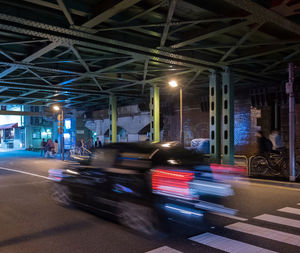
[0, 151, 299, 253]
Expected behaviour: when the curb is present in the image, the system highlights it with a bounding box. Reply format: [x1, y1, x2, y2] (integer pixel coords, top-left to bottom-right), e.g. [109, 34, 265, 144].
[239, 177, 300, 189]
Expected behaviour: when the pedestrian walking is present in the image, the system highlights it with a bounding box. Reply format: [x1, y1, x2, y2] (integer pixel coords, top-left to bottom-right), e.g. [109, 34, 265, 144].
[40, 138, 46, 157]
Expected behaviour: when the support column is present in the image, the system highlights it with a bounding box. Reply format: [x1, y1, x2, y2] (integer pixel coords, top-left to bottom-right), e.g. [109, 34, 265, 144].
[286, 63, 295, 181]
[109, 95, 117, 143]
[209, 70, 221, 163]
[222, 67, 234, 165]
[150, 84, 160, 143]
[274, 100, 279, 130]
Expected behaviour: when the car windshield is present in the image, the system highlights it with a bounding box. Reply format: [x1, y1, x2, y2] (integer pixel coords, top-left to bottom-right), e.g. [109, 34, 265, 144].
[154, 146, 204, 166]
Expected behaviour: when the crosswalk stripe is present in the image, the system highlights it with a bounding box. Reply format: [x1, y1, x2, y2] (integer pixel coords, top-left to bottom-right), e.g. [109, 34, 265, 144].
[226, 222, 300, 247]
[145, 246, 182, 253]
[255, 214, 300, 228]
[189, 232, 276, 253]
[278, 207, 300, 215]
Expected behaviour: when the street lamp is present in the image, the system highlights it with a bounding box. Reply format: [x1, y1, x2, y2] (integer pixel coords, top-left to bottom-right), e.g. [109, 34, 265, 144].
[168, 80, 184, 145]
[53, 105, 60, 111]
[52, 105, 64, 160]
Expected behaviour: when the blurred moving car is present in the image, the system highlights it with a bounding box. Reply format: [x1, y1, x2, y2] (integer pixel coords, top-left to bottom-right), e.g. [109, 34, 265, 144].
[49, 142, 237, 235]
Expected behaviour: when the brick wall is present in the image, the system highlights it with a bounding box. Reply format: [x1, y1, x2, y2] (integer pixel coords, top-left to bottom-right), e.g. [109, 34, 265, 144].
[162, 107, 209, 145]
[161, 91, 300, 157]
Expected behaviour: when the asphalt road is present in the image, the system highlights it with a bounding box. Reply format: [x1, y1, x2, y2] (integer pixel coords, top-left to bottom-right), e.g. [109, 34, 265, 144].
[0, 150, 300, 253]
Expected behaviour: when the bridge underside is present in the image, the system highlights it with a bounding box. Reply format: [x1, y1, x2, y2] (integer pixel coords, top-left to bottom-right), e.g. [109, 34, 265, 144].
[0, 0, 298, 111]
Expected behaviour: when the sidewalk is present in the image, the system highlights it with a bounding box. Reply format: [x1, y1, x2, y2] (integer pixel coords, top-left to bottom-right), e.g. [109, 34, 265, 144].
[239, 176, 300, 189]
[0, 149, 41, 158]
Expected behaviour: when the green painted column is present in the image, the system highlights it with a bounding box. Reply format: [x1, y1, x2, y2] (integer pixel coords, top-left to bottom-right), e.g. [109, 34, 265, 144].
[209, 70, 221, 163]
[109, 95, 117, 143]
[222, 67, 234, 165]
[150, 84, 160, 143]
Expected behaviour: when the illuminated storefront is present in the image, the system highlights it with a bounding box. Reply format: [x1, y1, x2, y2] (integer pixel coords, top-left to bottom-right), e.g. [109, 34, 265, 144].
[0, 105, 24, 149]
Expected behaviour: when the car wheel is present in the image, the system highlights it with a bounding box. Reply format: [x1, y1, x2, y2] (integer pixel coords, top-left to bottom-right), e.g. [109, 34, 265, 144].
[118, 201, 158, 236]
[50, 183, 72, 207]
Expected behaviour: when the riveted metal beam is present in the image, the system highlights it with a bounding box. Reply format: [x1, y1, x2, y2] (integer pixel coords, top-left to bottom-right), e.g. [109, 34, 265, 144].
[0, 42, 61, 79]
[160, 0, 177, 47]
[171, 20, 253, 49]
[222, 67, 234, 165]
[109, 94, 117, 143]
[124, 0, 166, 23]
[227, 45, 299, 64]
[57, 0, 74, 26]
[223, 0, 300, 36]
[81, 0, 141, 29]
[209, 70, 221, 163]
[0, 13, 219, 69]
[108, 69, 194, 91]
[23, 0, 87, 17]
[20, 90, 38, 97]
[141, 58, 149, 94]
[220, 22, 264, 62]
[0, 110, 52, 116]
[150, 84, 160, 143]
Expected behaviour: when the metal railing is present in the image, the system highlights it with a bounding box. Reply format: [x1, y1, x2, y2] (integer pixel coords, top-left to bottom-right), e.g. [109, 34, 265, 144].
[203, 154, 249, 174]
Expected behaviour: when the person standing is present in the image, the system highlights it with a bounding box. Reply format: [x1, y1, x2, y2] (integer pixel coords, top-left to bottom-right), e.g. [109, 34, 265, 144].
[269, 130, 284, 151]
[53, 139, 59, 155]
[257, 131, 273, 154]
[95, 137, 102, 148]
[40, 138, 46, 157]
[80, 139, 85, 155]
[45, 139, 55, 158]
[87, 137, 94, 151]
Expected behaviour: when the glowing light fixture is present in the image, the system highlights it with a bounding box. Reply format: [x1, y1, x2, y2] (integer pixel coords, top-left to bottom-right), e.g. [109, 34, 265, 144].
[168, 80, 178, 88]
[53, 105, 60, 111]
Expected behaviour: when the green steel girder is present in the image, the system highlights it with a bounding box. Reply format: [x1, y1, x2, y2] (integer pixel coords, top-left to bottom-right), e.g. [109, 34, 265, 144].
[150, 84, 160, 143]
[222, 67, 234, 165]
[109, 95, 117, 143]
[223, 0, 300, 36]
[209, 70, 221, 163]
[0, 13, 218, 69]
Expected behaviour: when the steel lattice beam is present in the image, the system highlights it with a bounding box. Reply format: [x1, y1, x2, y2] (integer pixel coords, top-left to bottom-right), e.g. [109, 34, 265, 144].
[171, 19, 253, 49]
[223, 0, 300, 36]
[160, 0, 177, 47]
[0, 13, 218, 69]
[57, 0, 74, 26]
[81, 0, 141, 29]
[0, 42, 61, 79]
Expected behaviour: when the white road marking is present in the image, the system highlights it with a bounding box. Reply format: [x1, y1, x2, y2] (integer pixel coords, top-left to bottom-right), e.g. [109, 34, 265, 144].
[255, 214, 300, 228]
[145, 246, 182, 253]
[212, 212, 248, 221]
[0, 166, 48, 180]
[278, 207, 300, 215]
[0, 181, 48, 188]
[226, 222, 300, 247]
[189, 232, 276, 253]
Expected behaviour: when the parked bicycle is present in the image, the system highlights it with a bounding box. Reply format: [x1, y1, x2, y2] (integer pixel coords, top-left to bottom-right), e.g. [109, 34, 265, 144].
[250, 149, 300, 178]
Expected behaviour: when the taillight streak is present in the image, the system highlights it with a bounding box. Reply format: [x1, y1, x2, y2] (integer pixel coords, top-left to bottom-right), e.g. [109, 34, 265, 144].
[152, 169, 195, 199]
